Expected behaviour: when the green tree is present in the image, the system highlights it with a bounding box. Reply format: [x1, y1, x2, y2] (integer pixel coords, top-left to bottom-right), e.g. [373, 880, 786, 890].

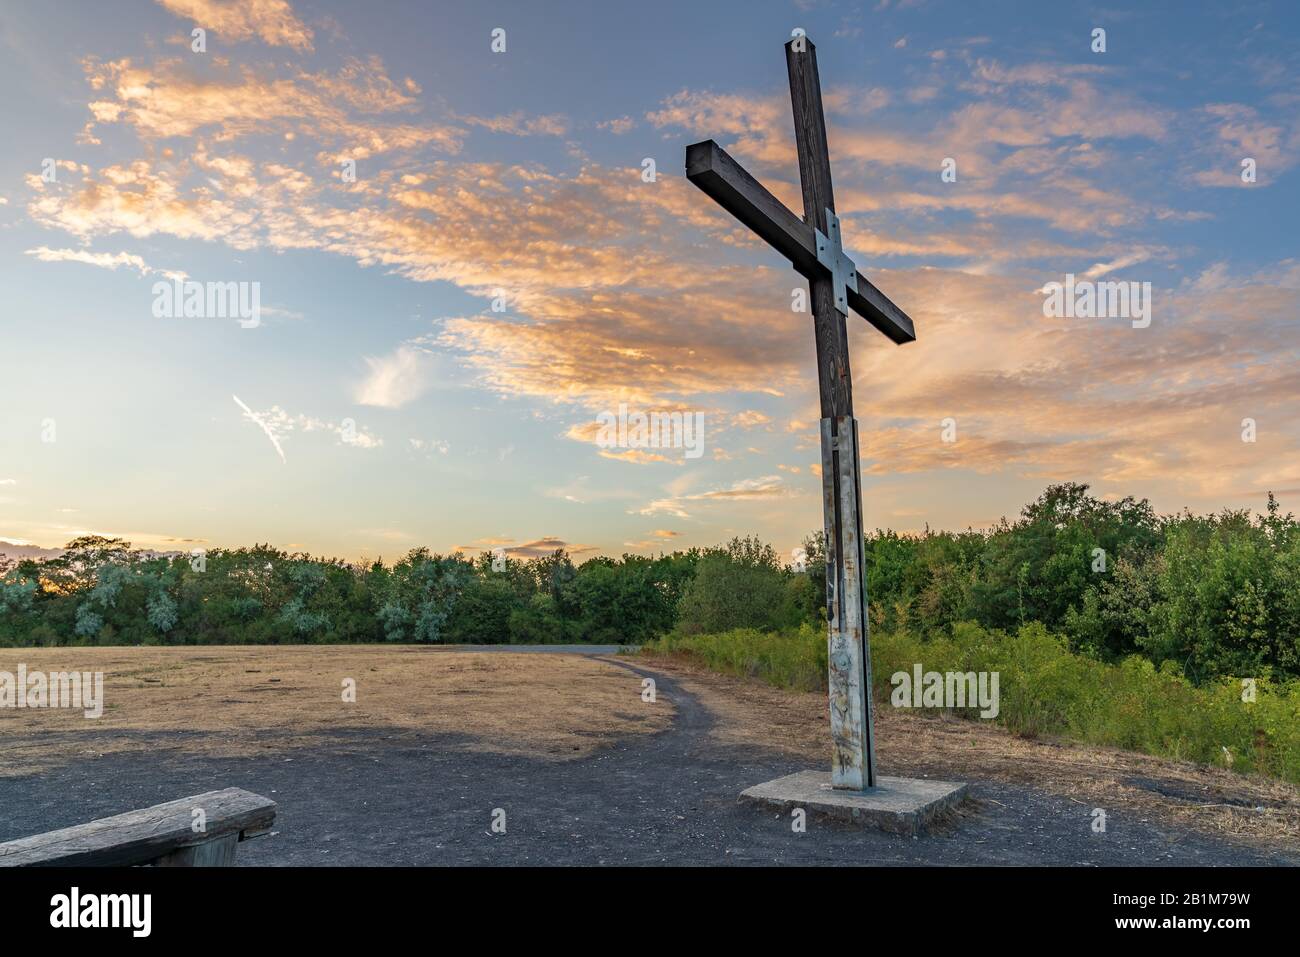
[676, 537, 792, 634]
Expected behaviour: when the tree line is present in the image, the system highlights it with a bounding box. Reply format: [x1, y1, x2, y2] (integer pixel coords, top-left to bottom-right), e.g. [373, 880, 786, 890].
[2, 483, 1297, 682]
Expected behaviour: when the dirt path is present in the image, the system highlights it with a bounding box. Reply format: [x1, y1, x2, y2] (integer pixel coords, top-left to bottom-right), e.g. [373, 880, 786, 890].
[1, 652, 1295, 865]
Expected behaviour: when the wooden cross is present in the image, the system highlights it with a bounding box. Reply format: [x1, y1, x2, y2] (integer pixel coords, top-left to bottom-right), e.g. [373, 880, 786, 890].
[685, 36, 916, 790]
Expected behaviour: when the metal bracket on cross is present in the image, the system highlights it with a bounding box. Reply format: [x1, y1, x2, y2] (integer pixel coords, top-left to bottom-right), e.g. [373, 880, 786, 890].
[814, 208, 857, 316]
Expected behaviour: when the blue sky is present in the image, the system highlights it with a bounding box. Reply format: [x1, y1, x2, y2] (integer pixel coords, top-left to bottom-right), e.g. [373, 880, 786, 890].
[0, 0, 1297, 562]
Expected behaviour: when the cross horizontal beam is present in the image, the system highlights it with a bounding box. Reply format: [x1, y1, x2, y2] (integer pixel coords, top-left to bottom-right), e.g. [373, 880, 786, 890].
[685, 139, 916, 345]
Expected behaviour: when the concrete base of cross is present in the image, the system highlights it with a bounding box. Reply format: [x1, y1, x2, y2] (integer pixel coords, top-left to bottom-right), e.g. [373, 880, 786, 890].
[741, 770, 968, 836]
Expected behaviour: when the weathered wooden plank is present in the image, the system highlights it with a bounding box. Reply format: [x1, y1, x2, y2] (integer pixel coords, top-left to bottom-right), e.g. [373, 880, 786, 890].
[685, 34, 918, 796]
[849, 270, 916, 345]
[786, 37, 837, 235]
[837, 417, 874, 787]
[684, 139, 916, 346]
[155, 833, 240, 867]
[819, 419, 840, 631]
[790, 37, 876, 791]
[822, 416, 876, 789]
[787, 34, 854, 423]
[0, 788, 276, 867]
[685, 139, 817, 271]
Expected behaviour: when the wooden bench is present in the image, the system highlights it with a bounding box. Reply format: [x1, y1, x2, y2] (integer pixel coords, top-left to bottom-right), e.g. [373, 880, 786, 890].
[0, 788, 276, 867]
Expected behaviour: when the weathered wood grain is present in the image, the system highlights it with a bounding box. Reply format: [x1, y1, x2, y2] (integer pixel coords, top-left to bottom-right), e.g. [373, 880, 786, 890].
[684, 139, 915, 345]
[684, 34, 917, 792]
[849, 270, 916, 345]
[685, 139, 816, 270]
[155, 833, 240, 867]
[0, 787, 276, 867]
[785, 37, 837, 234]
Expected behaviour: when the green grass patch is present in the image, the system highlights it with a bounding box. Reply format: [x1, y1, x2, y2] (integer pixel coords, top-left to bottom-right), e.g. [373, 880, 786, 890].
[646, 621, 1300, 784]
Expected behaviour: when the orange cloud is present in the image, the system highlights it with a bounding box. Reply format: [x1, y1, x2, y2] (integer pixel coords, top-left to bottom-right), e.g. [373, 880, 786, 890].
[80, 55, 457, 154]
[23, 38, 1300, 524]
[155, 0, 314, 50]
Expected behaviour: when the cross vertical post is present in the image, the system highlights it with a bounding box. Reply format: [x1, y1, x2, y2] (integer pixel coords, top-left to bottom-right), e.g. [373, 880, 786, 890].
[786, 38, 875, 790]
[685, 36, 917, 795]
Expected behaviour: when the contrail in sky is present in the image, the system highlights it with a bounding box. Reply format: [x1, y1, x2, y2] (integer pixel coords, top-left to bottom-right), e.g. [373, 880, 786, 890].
[232, 395, 287, 464]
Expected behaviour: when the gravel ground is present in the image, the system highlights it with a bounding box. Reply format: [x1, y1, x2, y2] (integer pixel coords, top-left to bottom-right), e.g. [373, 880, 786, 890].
[1, 656, 1294, 866]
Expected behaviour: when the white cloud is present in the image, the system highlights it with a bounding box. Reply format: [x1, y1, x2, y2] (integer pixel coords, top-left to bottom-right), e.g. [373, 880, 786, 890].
[233, 394, 287, 463]
[355, 343, 433, 409]
[25, 246, 153, 275]
[232, 396, 381, 461]
[1080, 249, 1156, 280]
[634, 474, 792, 518]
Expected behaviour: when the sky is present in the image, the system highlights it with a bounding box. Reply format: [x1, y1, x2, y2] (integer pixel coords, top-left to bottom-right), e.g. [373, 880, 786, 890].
[0, 0, 1297, 564]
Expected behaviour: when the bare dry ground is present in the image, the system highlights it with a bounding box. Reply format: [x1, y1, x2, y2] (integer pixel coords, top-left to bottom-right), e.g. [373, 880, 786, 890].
[639, 651, 1300, 850]
[0, 646, 670, 777]
[4, 644, 1297, 859]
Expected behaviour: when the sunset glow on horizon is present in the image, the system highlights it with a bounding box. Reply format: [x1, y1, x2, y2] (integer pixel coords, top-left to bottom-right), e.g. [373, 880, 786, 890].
[1, 0, 1297, 563]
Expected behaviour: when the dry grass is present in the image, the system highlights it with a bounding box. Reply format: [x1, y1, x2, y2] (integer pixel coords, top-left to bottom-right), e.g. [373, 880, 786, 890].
[641, 650, 1300, 848]
[0, 646, 670, 776]
[7, 644, 1297, 851]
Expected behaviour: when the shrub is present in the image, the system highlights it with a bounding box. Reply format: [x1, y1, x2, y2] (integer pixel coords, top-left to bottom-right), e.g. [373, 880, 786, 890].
[646, 622, 1300, 784]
